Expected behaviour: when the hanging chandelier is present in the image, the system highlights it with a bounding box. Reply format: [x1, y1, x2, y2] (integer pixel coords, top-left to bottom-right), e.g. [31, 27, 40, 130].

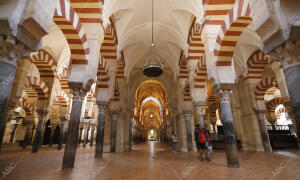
[143, 0, 163, 78]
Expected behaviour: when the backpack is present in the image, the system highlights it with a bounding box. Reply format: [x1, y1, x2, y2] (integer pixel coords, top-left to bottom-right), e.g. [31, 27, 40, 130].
[198, 130, 206, 143]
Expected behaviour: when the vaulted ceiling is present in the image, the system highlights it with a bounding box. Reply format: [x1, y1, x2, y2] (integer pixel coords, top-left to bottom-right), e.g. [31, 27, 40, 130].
[104, 0, 204, 76]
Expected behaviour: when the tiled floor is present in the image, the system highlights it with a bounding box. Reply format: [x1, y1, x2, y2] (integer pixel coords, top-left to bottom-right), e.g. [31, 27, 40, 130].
[0, 142, 300, 180]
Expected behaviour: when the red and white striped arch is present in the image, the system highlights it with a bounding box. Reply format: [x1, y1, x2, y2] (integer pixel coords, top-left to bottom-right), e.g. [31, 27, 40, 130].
[254, 76, 278, 101]
[27, 49, 57, 78]
[54, 90, 69, 108]
[87, 89, 95, 103]
[116, 59, 125, 79]
[214, 0, 252, 66]
[50, 109, 57, 120]
[194, 56, 207, 89]
[275, 107, 287, 119]
[183, 82, 192, 102]
[112, 80, 120, 101]
[209, 103, 220, 117]
[58, 68, 70, 94]
[265, 87, 278, 96]
[54, 0, 89, 65]
[246, 51, 270, 79]
[24, 86, 38, 99]
[179, 53, 189, 79]
[101, 25, 118, 61]
[97, 59, 110, 89]
[207, 92, 217, 102]
[203, 0, 235, 26]
[18, 98, 34, 116]
[25, 76, 49, 100]
[69, 0, 103, 23]
[267, 98, 284, 113]
[53, 99, 61, 106]
[187, 19, 205, 61]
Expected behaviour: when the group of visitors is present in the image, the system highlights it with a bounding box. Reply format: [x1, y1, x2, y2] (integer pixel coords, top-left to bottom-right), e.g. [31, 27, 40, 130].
[171, 124, 211, 162]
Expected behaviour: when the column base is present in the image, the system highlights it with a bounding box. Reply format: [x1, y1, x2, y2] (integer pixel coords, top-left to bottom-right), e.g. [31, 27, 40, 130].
[226, 144, 240, 168]
[62, 157, 75, 169]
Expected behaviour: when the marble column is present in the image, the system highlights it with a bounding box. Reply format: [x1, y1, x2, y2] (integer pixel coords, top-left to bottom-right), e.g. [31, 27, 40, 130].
[194, 101, 205, 129]
[32, 110, 49, 153]
[217, 89, 239, 168]
[212, 122, 216, 133]
[9, 116, 21, 143]
[254, 109, 272, 152]
[22, 122, 32, 149]
[269, 40, 300, 142]
[95, 101, 108, 158]
[78, 125, 83, 145]
[183, 110, 193, 152]
[0, 35, 30, 150]
[284, 101, 299, 145]
[49, 125, 56, 147]
[110, 111, 118, 152]
[128, 110, 134, 150]
[164, 110, 169, 143]
[83, 122, 89, 147]
[57, 117, 67, 150]
[90, 124, 95, 146]
[0, 102, 16, 150]
[62, 87, 86, 169]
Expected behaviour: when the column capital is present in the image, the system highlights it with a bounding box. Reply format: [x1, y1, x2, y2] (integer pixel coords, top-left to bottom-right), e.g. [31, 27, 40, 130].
[216, 89, 232, 103]
[268, 40, 300, 70]
[7, 100, 17, 109]
[253, 108, 267, 120]
[126, 108, 134, 113]
[193, 101, 206, 113]
[60, 116, 69, 122]
[36, 109, 50, 115]
[70, 85, 87, 102]
[183, 110, 193, 120]
[111, 111, 119, 120]
[96, 101, 108, 115]
[253, 108, 266, 115]
[0, 33, 31, 64]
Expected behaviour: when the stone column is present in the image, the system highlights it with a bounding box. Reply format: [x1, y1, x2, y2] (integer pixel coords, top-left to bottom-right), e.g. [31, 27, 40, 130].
[253, 109, 272, 152]
[22, 121, 32, 149]
[128, 109, 134, 150]
[78, 124, 83, 145]
[1, 101, 17, 149]
[0, 35, 30, 150]
[183, 110, 193, 152]
[9, 116, 21, 143]
[194, 101, 205, 129]
[95, 101, 108, 158]
[110, 111, 118, 152]
[32, 110, 49, 153]
[269, 40, 300, 142]
[284, 100, 300, 146]
[83, 122, 89, 147]
[62, 87, 86, 169]
[164, 110, 169, 143]
[49, 125, 56, 147]
[90, 124, 95, 146]
[217, 89, 239, 168]
[57, 117, 67, 150]
[210, 117, 217, 133]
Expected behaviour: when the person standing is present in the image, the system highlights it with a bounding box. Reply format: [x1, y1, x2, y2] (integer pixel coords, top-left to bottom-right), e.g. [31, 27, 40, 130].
[171, 131, 178, 152]
[194, 124, 211, 161]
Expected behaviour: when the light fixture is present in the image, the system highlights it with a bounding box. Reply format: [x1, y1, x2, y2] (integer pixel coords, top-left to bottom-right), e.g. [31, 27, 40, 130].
[143, 0, 163, 78]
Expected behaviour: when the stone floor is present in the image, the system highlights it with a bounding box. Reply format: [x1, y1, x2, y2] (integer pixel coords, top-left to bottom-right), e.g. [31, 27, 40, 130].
[0, 142, 300, 180]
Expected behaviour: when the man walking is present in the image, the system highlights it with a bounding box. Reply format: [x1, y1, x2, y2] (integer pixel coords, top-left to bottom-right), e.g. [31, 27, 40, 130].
[171, 131, 178, 152]
[194, 124, 210, 161]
